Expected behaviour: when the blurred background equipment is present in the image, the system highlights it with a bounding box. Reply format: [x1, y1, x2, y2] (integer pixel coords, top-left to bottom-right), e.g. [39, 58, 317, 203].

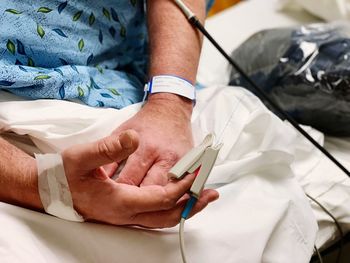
[208, 0, 241, 16]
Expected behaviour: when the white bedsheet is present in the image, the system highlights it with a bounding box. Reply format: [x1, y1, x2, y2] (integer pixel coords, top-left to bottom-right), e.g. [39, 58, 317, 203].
[0, 85, 318, 263]
[197, 0, 350, 251]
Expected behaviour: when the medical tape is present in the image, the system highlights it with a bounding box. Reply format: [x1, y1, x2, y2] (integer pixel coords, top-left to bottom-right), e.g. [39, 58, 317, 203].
[35, 153, 84, 222]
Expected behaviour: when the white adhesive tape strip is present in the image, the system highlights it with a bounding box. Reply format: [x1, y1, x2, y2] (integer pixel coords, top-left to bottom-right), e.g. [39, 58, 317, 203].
[35, 153, 84, 222]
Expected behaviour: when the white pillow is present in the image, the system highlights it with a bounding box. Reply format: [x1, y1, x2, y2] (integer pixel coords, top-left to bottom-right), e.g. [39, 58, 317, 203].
[280, 0, 350, 21]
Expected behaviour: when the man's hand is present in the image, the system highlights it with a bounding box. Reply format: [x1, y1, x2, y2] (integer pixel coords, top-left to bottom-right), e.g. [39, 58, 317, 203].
[114, 94, 194, 186]
[110, 0, 206, 186]
[62, 130, 218, 228]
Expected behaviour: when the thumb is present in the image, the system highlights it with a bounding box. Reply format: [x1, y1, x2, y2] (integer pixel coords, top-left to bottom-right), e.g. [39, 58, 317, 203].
[63, 130, 139, 172]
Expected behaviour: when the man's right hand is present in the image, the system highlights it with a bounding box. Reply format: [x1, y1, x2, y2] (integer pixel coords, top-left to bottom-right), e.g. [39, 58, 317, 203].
[62, 130, 219, 228]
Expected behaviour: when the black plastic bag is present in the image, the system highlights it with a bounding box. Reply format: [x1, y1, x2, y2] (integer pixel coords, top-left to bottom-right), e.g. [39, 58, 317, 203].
[229, 23, 350, 136]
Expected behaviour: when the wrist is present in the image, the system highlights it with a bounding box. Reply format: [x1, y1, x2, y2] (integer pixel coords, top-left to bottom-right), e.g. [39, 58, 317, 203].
[25, 159, 43, 210]
[147, 92, 193, 116]
[8, 158, 42, 211]
[143, 75, 196, 113]
[0, 137, 42, 210]
[35, 153, 84, 222]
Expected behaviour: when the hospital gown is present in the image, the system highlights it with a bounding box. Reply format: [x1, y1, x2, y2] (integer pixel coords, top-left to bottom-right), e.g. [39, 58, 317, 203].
[0, 0, 215, 108]
[0, 0, 148, 108]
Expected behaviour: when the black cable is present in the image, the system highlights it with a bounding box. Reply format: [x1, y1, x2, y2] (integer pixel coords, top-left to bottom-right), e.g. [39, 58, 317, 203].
[314, 245, 324, 263]
[171, 5, 348, 261]
[307, 194, 343, 263]
[188, 16, 350, 178]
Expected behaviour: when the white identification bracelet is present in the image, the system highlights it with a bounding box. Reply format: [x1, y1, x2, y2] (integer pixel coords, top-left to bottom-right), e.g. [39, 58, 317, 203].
[35, 153, 84, 222]
[143, 75, 196, 102]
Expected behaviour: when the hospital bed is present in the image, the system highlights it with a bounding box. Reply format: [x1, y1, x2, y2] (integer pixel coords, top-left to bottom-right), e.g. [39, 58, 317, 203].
[198, 0, 350, 259]
[0, 0, 349, 262]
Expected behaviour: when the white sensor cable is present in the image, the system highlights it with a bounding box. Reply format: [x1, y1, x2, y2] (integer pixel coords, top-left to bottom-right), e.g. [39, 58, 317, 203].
[179, 218, 188, 263]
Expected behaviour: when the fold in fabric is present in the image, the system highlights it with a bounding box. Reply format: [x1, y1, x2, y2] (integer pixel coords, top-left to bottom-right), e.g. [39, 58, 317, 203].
[0, 86, 317, 262]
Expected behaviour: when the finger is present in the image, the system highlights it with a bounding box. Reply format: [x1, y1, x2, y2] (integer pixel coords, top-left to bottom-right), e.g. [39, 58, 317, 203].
[64, 130, 139, 171]
[102, 162, 119, 178]
[129, 189, 219, 229]
[92, 167, 109, 180]
[120, 173, 197, 213]
[141, 161, 172, 186]
[140, 150, 180, 186]
[116, 148, 154, 185]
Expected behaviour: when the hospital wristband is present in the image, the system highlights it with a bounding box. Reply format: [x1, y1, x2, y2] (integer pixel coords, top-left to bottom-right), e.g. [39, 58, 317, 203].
[35, 153, 84, 222]
[143, 75, 196, 103]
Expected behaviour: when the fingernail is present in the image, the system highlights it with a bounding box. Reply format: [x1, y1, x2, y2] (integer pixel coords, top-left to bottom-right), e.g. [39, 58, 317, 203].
[119, 131, 133, 149]
[213, 192, 220, 201]
[210, 192, 220, 202]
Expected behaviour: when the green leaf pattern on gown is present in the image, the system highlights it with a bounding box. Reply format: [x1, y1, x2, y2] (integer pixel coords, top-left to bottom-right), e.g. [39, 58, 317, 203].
[0, 0, 148, 109]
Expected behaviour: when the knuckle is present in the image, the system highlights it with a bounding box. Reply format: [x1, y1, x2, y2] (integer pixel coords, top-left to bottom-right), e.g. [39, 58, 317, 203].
[163, 151, 179, 164]
[164, 151, 179, 164]
[161, 193, 177, 209]
[158, 151, 180, 170]
[147, 145, 159, 160]
[97, 138, 117, 162]
[161, 197, 173, 209]
[138, 155, 150, 168]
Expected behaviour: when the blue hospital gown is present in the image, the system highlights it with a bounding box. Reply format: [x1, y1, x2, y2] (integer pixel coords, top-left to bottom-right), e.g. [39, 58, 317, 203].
[0, 0, 148, 108]
[0, 0, 214, 108]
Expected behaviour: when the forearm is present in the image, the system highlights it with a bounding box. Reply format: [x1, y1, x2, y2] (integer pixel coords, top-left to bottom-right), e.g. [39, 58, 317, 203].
[0, 136, 42, 210]
[147, 0, 206, 110]
[147, 0, 205, 82]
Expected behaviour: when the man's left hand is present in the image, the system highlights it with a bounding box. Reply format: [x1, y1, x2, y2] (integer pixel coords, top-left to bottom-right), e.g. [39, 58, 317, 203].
[113, 93, 194, 186]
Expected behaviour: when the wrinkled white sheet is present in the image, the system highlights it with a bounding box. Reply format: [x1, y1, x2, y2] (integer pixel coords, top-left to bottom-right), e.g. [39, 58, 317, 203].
[1, 0, 349, 261]
[279, 0, 350, 21]
[197, 0, 350, 251]
[0, 86, 318, 263]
